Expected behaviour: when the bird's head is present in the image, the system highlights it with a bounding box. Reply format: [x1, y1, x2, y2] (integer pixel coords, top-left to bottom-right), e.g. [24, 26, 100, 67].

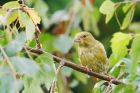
[74, 32, 95, 47]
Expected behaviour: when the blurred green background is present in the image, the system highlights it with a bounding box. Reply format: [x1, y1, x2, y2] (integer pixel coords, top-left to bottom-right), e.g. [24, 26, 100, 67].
[0, 0, 140, 93]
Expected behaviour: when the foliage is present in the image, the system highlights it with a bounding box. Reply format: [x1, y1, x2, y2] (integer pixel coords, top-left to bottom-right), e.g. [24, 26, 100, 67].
[0, 0, 140, 93]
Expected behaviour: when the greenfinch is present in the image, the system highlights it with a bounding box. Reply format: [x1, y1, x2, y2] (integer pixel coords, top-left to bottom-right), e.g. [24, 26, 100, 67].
[74, 31, 109, 78]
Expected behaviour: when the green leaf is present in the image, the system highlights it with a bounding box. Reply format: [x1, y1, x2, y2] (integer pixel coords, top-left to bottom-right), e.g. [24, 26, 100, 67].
[35, 53, 56, 89]
[55, 35, 73, 53]
[121, 7, 135, 30]
[0, 69, 16, 93]
[34, 0, 49, 28]
[109, 63, 120, 77]
[123, 3, 133, 13]
[113, 84, 135, 93]
[69, 79, 79, 88]
[105, 10, 114, 24]
[93, 6, 101, 23]
[22, 76, 43, 93]
[73, 71, 87, 84]
[130, 35, 140, 74]
[10, 57, 39, 76]
[0, 68, 23, 93]
[93, 81, 106, 93]
[62, 67, 73, 77]
[129, 22, 140, 33]
[19, 11, 35, 41]
[39, 33, 55, 52]
[113, 84, 125, 93]
[110, 32, 132, 66]
[3, 1, 19, 8]
[0, 9, 6, 24]
[121, 58, 131, 73]
[99, 0, 115, 15]
[7, 10, 18, 24]
[0, 31, 7, 46]
[124, 84, 136, 93]
[5, 32, 26, 56]
[92, 88, 101, 93]
[0, 9, 6, 16]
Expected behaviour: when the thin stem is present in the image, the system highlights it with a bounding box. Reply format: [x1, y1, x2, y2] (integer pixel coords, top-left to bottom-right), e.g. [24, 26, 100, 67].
[50, 61, 65, 93]
[115, 11, 121, 27]
[0, 46, 19, 93]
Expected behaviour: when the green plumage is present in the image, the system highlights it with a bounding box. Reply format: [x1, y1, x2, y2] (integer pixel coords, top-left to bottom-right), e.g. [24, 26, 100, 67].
[74, 32, 109, 74]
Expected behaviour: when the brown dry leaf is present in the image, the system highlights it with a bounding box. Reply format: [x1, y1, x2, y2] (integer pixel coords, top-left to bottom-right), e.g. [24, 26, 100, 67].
[52, 21, 68, 36]
[24, 7, 41, 25]
[82, 0, 95, 5]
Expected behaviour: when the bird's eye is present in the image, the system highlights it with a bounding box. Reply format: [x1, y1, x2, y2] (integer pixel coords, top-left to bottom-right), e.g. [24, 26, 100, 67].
[83, 35, 86, 38]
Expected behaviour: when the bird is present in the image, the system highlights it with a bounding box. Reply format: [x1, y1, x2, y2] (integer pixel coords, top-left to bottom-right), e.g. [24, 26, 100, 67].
[74, 31, 109, 80]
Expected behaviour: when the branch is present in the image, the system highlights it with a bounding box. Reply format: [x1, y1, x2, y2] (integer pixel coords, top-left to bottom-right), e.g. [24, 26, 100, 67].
[26, 47, 124, 85]
[34, 26, 41, 49]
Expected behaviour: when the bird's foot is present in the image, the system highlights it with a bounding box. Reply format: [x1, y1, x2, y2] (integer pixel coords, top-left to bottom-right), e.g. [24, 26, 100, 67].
[84, 66, 92, 78]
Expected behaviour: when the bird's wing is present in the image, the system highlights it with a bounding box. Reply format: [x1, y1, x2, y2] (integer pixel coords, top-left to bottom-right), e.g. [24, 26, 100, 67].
[92, 42, 109, 72]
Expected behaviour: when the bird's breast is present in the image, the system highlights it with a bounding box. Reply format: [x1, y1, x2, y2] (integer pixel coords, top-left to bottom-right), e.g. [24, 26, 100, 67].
[78, 47, 97, 67]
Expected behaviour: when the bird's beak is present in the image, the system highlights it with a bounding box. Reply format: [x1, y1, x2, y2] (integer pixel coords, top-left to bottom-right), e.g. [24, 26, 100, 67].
[74, 37, 81, 42]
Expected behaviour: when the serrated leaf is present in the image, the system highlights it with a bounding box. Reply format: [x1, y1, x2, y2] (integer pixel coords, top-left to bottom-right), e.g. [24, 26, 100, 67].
[24, 7, 41, 25]
[35, 53, 56, 89]
[121, 7, 134, 30]
[19, 11, 35, 40]
[5, 32, 26, 56]
[10, 57, 39, 76]
[110, 32, 132, 65]
[3, 1, 19, 8]
[99, 0, 115, 15]
[130, 35, 140, 74]
[55, 35, 73, 53]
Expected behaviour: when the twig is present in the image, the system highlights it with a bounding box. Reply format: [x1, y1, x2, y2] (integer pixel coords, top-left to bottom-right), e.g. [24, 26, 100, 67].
[114, 11, 121, 27]
[26, 47, 123, 85]
[104, 79, 113, 93]
[34, 26, 41, 49]
[50, 61, 65, 93]
[3, 7, 22, 25]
